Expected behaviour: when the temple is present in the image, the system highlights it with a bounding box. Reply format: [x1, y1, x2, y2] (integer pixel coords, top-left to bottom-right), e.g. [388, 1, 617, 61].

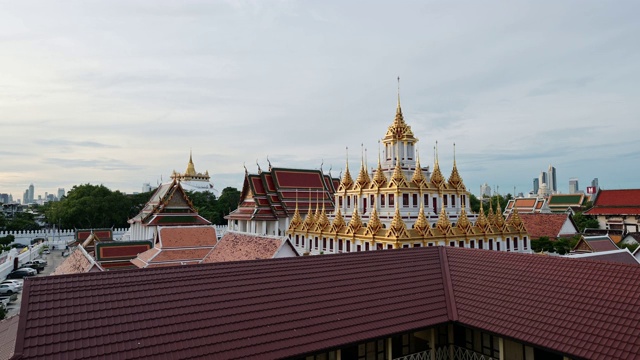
[287, 89, 530, 253]
[170, 151, 216, 193]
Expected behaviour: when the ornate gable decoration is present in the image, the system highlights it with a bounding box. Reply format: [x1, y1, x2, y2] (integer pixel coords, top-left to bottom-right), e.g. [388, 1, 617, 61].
[365, 207, 383, 236]
[386, 208, 409, 238]
[371, 165, 387, 188]
[346, 208, 363, 234]
[448, 163, 466, 192]
[508, 208, 527, 232]
[456, 208, 473, 234]
[413, 205, 432, 237]
[430, 161, 446, 190]
[355, 161, 371, 190]
[301, 203, 315, 231]
[411, 157, 428, 188]
[314, 204, 330, 233]
[338, 165, 354, 191]
[288, 205, 303, 231]
[384, 99, 416, 142]
[435, 208, 454, 235]
[330, 208, 346, 233]
[494, 201, 506, 230]
[475, 203, 492, 233]
[389, 159, 409, 188]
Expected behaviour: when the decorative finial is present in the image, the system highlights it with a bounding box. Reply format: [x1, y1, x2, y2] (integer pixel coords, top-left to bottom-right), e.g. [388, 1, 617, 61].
[267, 155, 272, 171]
[243, 162, 248, 175]
[320, 159, 324, 173]
[453, 142, 456, 166]
[256, 159, 262, 174]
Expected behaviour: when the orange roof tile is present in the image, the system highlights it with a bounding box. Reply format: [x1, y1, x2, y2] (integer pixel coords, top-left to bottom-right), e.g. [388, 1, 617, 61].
[51, 247, 99, 275]
[152, 249, 213, 262]
[203, 232, 291, 263]
[159, 226, 217, 248]
[516, 213, 576, 240]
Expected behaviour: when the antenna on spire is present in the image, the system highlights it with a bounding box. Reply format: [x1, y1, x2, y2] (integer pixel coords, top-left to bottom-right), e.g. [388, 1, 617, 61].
[453, 142, 456, 165]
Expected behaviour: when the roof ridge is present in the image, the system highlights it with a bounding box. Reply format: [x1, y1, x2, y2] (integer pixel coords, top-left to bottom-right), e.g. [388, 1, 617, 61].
[438, 247, 458, 321]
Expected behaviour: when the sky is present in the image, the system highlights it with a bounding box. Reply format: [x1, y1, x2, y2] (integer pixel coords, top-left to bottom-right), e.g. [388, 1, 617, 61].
[1, 0, 639, 201]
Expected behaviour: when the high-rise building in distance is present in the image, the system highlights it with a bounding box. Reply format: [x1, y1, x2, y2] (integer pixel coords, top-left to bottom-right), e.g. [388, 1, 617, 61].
[57, 188, 65, 199]
[533, 178, 539, 194]
[480, 183, 492, 198]
[569, 178, 579, 194]
[28, 184, 34, 203]
[548, 165, 557, 193]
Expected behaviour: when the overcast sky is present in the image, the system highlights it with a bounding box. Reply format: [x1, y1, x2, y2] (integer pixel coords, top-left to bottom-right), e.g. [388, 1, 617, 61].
[1, 0, 639, 200]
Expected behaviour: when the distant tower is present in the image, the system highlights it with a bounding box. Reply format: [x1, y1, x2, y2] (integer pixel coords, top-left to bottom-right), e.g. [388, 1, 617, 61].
[569, 178, 579, 194]
[23, 189, 29, 204]
[142, 183, 152, 193]
[539, 171, 547, 188]
[548, 165, 557, 194]
[591, 178, 599, 190]
[533, 178, 539, 194]
[57, 188, 65, 199]
[480, 183, 492, 198]
[28, 184, 34, 203]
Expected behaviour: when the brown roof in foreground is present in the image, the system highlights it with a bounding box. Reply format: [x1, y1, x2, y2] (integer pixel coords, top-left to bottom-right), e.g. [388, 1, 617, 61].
[0, 316, 18, 360]
[14, 247, 640, 360]
[202, 231, 296, 263]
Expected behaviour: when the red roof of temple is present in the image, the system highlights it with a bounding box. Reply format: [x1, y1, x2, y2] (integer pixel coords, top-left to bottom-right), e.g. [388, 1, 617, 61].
[585, 189, 640, 215]
[202, 232, 298, 263]
[226, 168, 337, 222]
[515, 213, 577, 239]
[129, 180, 210, 226]
[14, 247, 640, 360]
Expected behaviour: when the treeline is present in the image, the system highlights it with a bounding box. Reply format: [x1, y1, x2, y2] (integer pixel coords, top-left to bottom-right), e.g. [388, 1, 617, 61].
[40, 184, 240, 229]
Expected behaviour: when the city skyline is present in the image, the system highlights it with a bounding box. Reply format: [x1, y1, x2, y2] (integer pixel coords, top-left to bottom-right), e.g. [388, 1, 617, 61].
[2, 1, 640, 199]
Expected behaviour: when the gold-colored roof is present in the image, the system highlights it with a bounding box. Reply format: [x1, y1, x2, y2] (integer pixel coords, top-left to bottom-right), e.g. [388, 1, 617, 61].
[365, 207, 383, 235]
[383, 95, 416, 143]
[494, 199, 506, 229]
[356, 158, 371, 189]
[430, 157, 445, 190]
[508, 207, 527, 232]
[372, 159, 387, 188]
[347, 208, 363, 234]
[475, 201, 492, 232]
[436, 207, 453, 234]
[447, 145, 466, 191]
[389, 158, 408, 188]
[314, 202, 330, 232]
[302, 198, 315, 231]
[339, 161, 354, 191]
[411, 155, 428, 188]
[413, 204, 431, 237]
[456, 208, 473, 234]
[487, 201, 496, 226]
[185, 151, 197, 176]
[386, 207, 409, 238]
[330, 207, 346, 233]
[288, 201, 303, 231]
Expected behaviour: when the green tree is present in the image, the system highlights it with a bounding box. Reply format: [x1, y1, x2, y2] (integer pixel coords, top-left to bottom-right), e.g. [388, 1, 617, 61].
[618, 243, 639, 253]
[4, 212, 41, 231]
[187, 191, 219, 224]
[45, 184, 132, 229]
[214, 187, 241, 225]
[0, 213, 5, 229]
[554, 236, 580, 255]
[531, 236, 555, 253]
[572, 212, 599, 232]
[469, 194, 481, 213]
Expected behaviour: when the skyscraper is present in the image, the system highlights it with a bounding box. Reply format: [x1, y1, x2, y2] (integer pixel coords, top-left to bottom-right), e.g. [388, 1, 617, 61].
[569, 178, 579, 194]
[548, 165, 557, 194]
[28, 184, 34, 203]
[539, 171, 547, 187]
[591, 178, 599, 190]
[57, 188, 65, 199]
[480, 183, 492, 198]
[533, 178, 539, 194]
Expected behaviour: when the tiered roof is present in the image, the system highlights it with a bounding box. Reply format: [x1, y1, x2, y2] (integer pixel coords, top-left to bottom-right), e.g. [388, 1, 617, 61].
[584, 189, 640, 216]
[226, 168, 337, 222]
[130, 226, 217, 268]
[547, 193, 586, 213]
[515, 213, 578, 240]
[129, 179, 210, 226]
[201, 231, 298, 263]
[573, 235, 619, 253]
[504, 197, 546, 215]
[14, 247, 640, 360]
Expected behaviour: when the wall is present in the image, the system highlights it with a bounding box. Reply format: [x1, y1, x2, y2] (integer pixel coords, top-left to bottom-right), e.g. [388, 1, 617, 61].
[0, 228, 129, 247]
[0, 244, 45, 279]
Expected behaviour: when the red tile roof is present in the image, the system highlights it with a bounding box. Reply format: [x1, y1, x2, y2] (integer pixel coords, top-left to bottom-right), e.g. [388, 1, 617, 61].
[51, 246, 102, 275]
[585, 189, 640, 215]
[159, 226, 217, 248]
[202, 232, 297, 263]
[0, 316, 19, 360]
[569, 249, 640, 265]
[515, 213, 577, 239]
[574, 235, 619, 253]
[14, 248, 640, 360]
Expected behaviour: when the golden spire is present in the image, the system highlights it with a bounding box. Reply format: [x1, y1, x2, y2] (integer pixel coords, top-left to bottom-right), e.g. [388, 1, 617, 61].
[430, 142, 445, 189]
[390, 142, 408, 187]
[435, 207, 453, 234]
[456, 208, 473, 234]
[383, 77, 416, 142]
[508, 207, 527, 232]
[413, 203, 431, 236]
[487, 200, 496, 225]
[302, 189, 315, 230]
[372, 141, 387, 187]
[347, 208, 363, 234]
[387, 207, 408, 238]
[494, 197, 506, 229]
[314, 200, 330, 232]
[185, 150, 197, 176]
[411, 149, 428, 187]
[330, 207, 346, 233]
[339, 147, 354, 190]
[356, 144, 371, 189]
[365, 203, 383, 235]
[288, 190, 303, 231]
[447, 143, 466, 191]
[475, 201, 492, 232]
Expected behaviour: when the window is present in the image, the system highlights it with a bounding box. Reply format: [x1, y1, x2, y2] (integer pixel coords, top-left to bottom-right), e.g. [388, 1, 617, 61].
[387, 244, 393, 249]
[412, 194, 418, 207]
[365, 242, 370, 251]
[357, 244, 362, 252]
[524, 237, 528, 250]
[470, 240, 475, 248]
[315, 238, 318, 249]
[506, 238, 511, 251]
[403, 194, 409, 207]
[462, 195, 466, 206]
[443, 195, 448, 206]
[370, 195, 375, 208]
[377, 243, 384, 250]
[424, 194, 429, 207]
[428, 243, 434, 246]
[450, 241, 455, 247]
[346, 240, 351, 252]
[413, 243, 421, 247]
[347, 197, 351, 207]
[432, 197, 437, 213]
[329, 239, 334, 251]
[497, 242, 501, 251]
[478, 239, 483, 249]
[381, 195, 386, 207]
[354, 196, 358, 208]
[451, 195, 456, 207]
[338, 239, 343, 252]
[489, 239, 493, 250]
[389, 194, 395, 207]
[322, 238, 327, 250]
[482, 332, 500, 358]
[339, 196, 343, 207]
[295, 235, 299, 246]
[459, 241, 465, 248]
[514, 237, 519, 250]
[403, 244, 410, 248]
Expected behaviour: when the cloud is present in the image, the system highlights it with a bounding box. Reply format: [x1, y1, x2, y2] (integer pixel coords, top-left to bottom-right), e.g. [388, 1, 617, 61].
[43, 158, 141, 171]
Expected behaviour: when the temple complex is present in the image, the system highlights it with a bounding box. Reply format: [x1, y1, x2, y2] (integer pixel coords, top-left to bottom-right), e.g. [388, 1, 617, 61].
[287, 90, 530, 254]
[170, 151, 216, 193]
